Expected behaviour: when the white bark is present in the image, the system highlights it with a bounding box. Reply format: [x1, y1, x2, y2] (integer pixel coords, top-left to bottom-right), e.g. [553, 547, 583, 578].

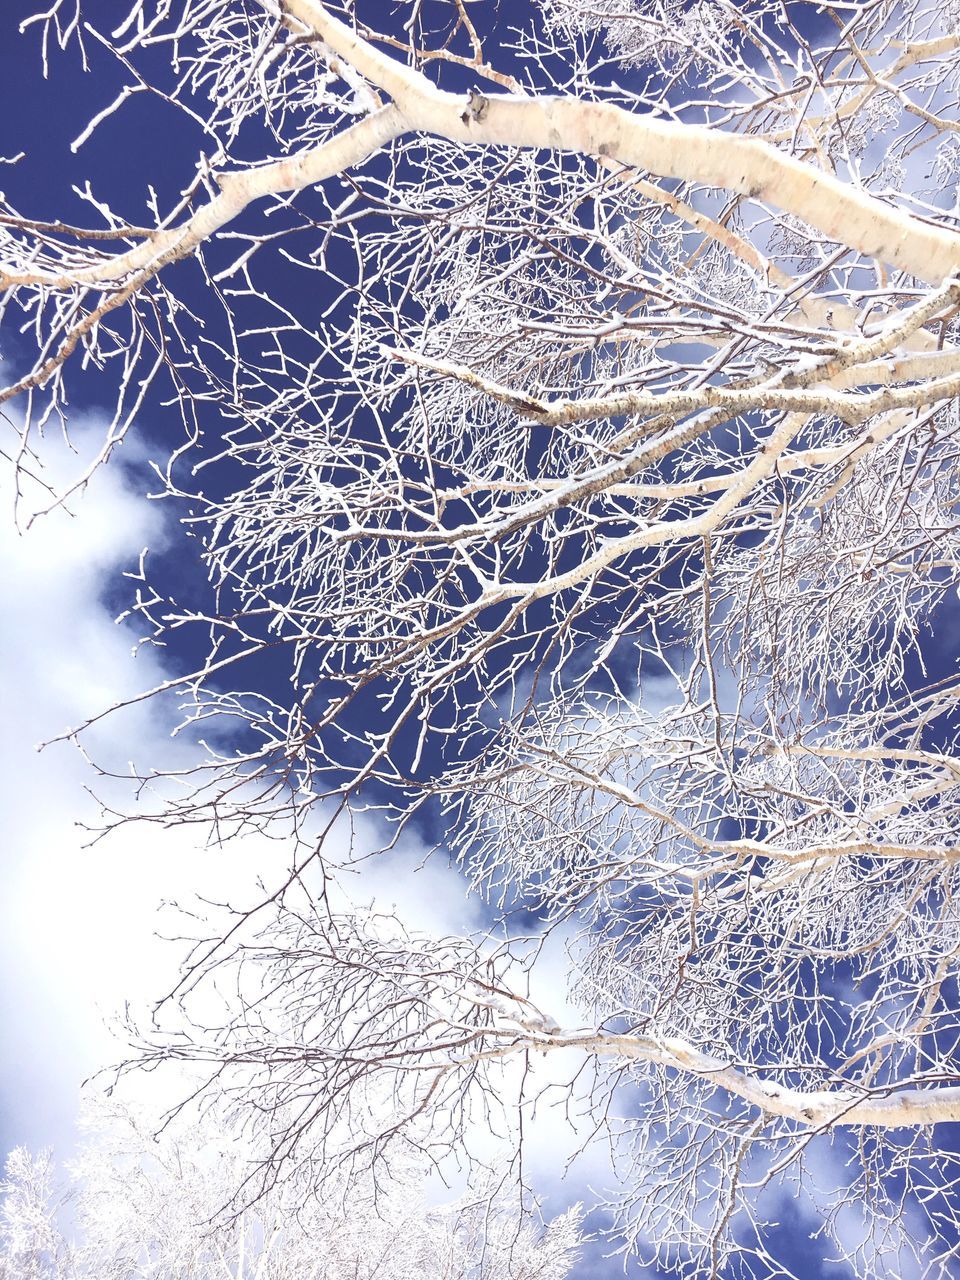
[525, 1028, 960, 1129]
[4, 3, 959, 293]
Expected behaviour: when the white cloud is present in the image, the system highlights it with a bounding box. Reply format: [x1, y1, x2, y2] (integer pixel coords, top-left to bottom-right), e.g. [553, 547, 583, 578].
[0, 429, 195, 1150]
[0, 426, 622, 1280]
[0, 428, 510, 1164]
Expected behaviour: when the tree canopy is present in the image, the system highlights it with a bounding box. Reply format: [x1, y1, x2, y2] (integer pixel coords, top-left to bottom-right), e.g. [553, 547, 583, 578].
[0, 1102, 581, 1279]
[3, 0, 960, 1275]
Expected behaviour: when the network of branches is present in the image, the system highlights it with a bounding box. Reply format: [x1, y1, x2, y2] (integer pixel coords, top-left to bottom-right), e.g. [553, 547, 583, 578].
[3, 0, 960, 1275]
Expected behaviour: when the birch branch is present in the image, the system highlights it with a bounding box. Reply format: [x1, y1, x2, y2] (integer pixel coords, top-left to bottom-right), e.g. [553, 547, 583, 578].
[278, 0, 960, 284]
[0, 105, 404, 290]
[522, 1027, 960, 1129]
[5, 5, 960, 297]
